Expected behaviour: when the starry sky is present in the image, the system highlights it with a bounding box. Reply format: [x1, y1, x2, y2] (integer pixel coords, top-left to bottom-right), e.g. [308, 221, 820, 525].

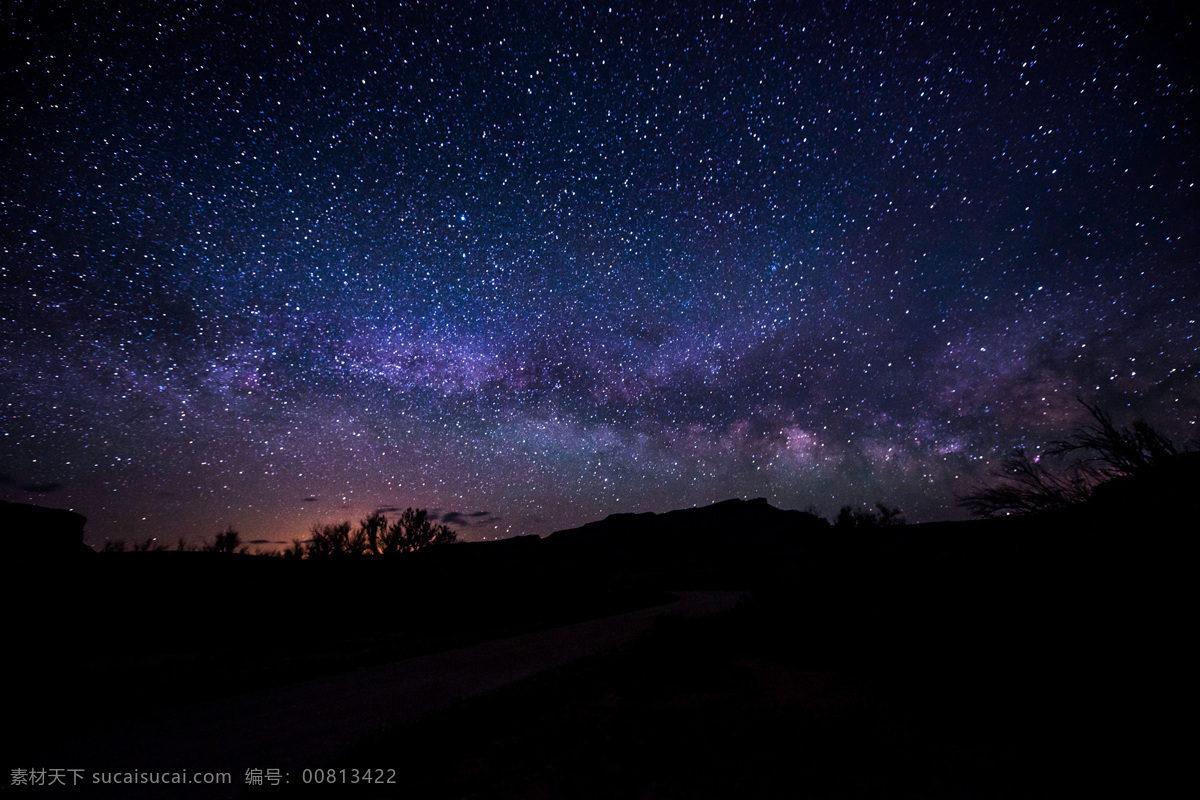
[2, 1, 1196, 548]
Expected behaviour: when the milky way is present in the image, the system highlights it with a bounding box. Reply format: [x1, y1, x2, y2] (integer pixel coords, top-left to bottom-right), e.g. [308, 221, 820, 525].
[2, 1, 1196, 547]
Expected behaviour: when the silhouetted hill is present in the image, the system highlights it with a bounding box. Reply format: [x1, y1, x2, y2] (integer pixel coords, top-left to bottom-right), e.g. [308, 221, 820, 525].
[0, 499, 89, 558]
[548, 496, 829, 545]
[540, 497, 829, 583]
[1086, 449, 1200, 518]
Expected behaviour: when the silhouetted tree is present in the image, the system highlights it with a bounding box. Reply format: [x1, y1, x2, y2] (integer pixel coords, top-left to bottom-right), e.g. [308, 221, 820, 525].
[957, 448, 1092, 518]
[358, 511, 388, 555]
[205, 526, 245, 554]
[378, 507, 457, 556]
[874, 502, 905, 527]
[348, 525, 369, 556]
[834, 503, 905, 529]
[1047, 400, 1177, 478]
[958, 400, 1182, 517]
[305, 521, 358, 558]
[298, 509, 456, 559]
[376, 514, 403, 555]
[834, 505, 857, 530]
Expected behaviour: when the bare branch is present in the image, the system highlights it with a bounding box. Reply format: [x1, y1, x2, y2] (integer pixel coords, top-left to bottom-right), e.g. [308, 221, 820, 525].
[958, 401, 1180, 518]
[1047, 399, 1177, 478]
[957, 448, 1092, 518]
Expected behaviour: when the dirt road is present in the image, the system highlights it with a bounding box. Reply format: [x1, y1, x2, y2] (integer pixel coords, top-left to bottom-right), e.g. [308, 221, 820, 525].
[20, 590, 743, 799]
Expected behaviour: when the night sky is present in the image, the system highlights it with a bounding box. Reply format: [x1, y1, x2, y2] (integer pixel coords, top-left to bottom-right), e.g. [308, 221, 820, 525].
[2, 1, 1196, 548]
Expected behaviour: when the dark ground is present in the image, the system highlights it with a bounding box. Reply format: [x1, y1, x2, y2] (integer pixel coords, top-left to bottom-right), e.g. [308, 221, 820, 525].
[261, 612, 1075, 799]
[262, 567, 1180, 800]
[5, 551, 671, 750]
[5, 491, 1189, 797]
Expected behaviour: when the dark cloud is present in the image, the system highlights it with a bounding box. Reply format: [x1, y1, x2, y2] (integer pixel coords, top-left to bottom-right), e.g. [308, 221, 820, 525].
[440, 510, 500, 527]
[20, 482, 63, 494]
[0, 474, 65, 494]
